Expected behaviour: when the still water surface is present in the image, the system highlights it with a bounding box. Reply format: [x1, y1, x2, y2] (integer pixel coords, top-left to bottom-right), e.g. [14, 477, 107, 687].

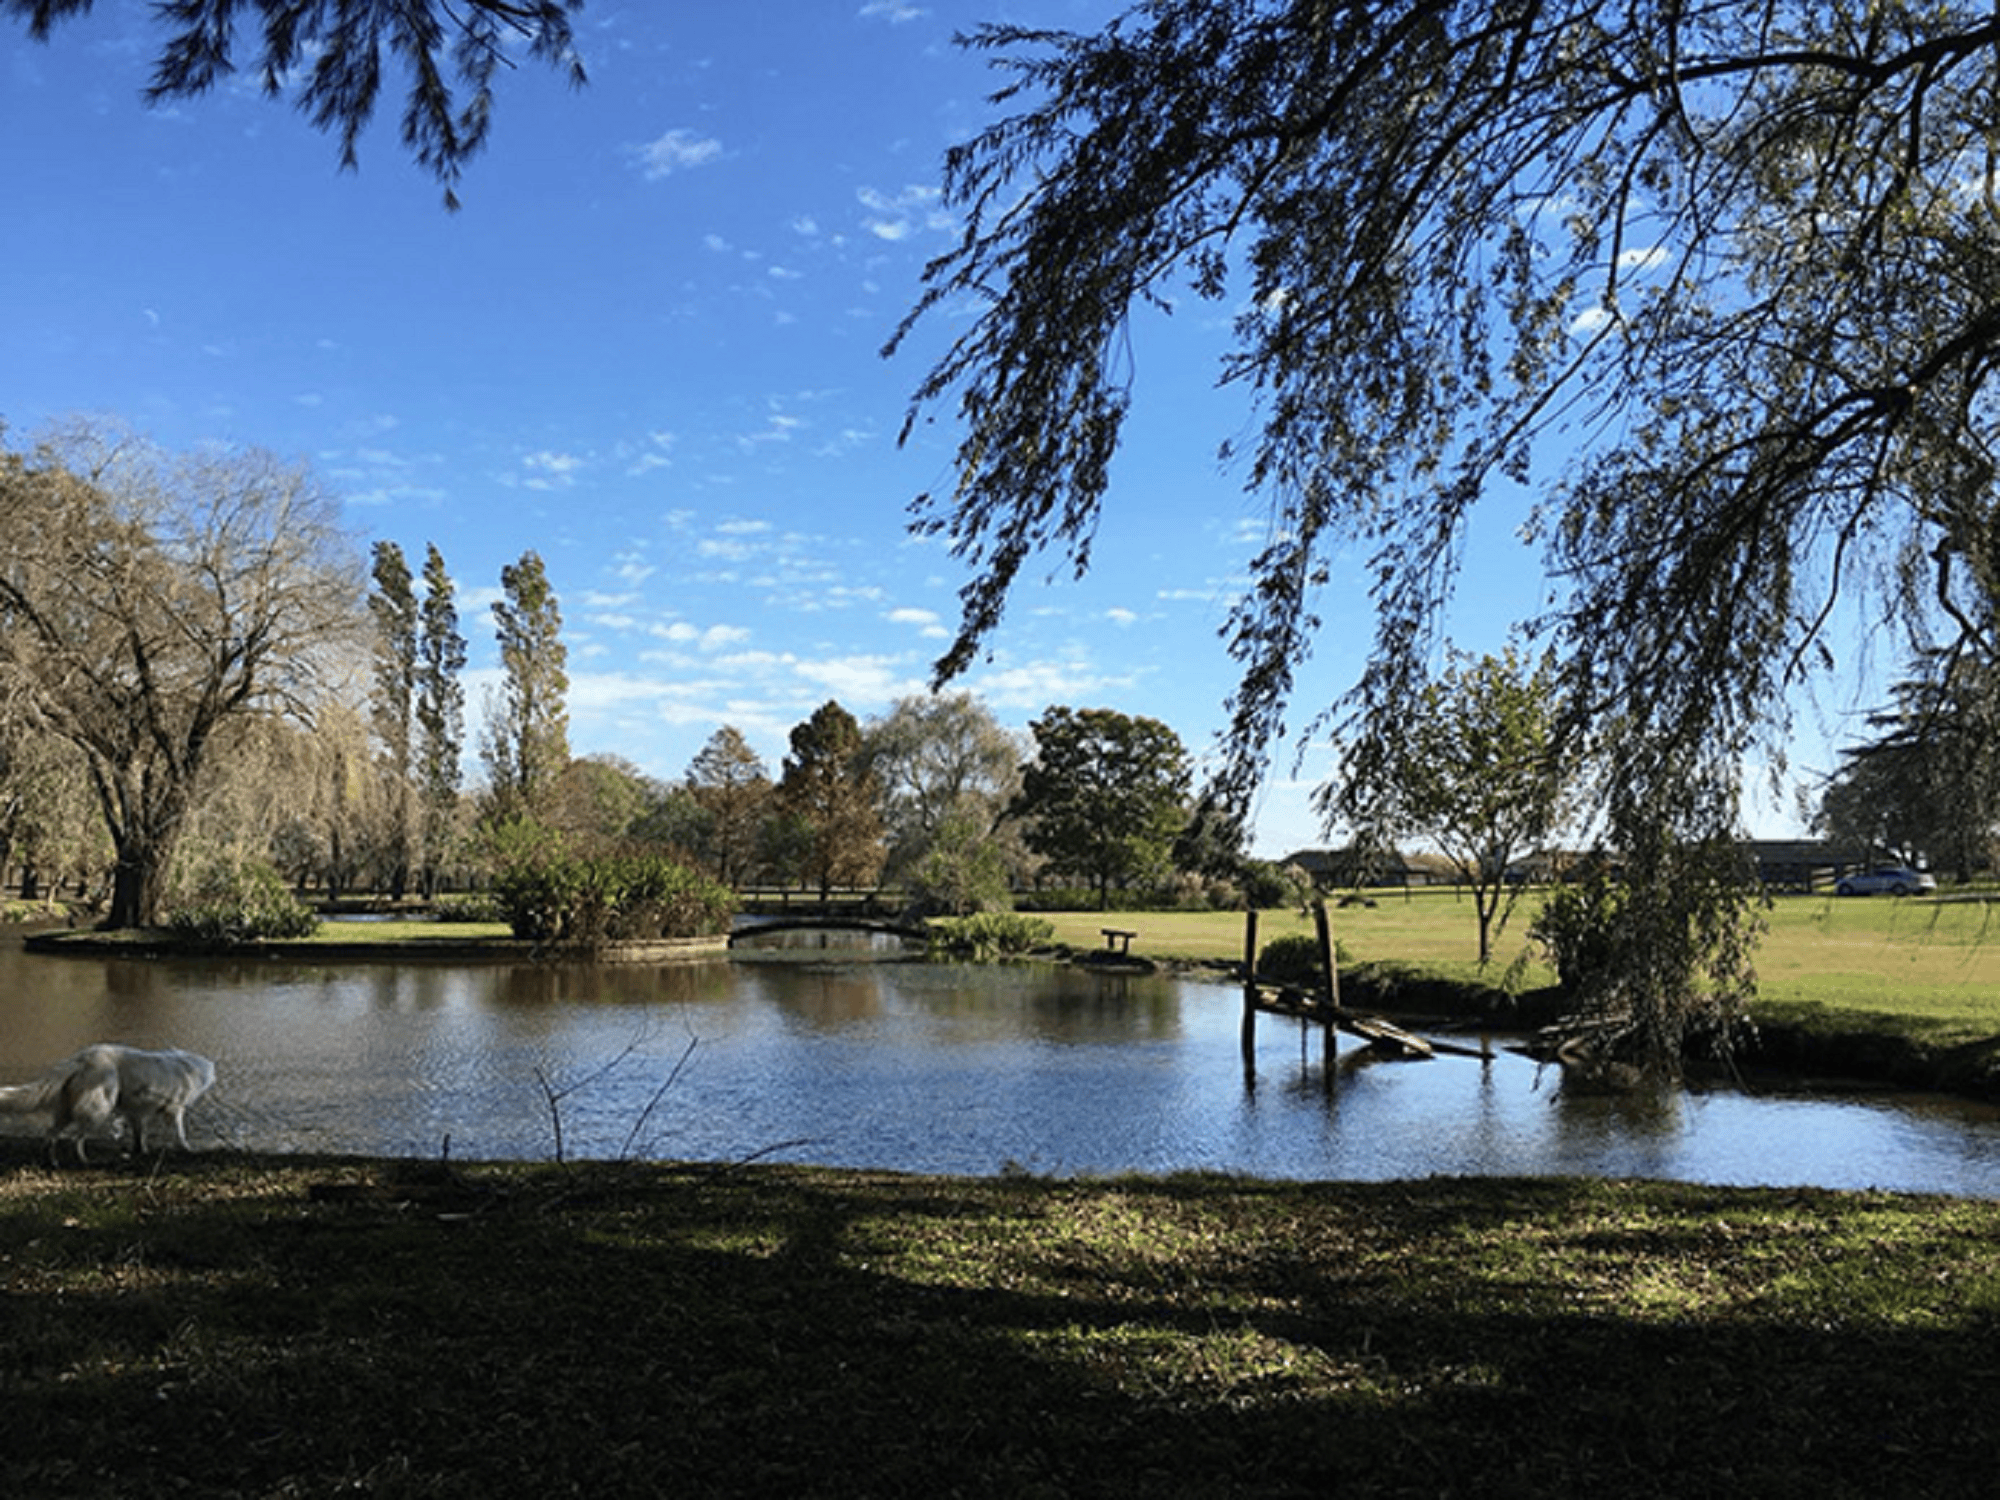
[2, 936, 1997, 1195]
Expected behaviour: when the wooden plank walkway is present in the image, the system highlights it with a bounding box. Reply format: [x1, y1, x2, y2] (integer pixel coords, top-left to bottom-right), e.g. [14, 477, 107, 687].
[1242, 981, 1492, 1061]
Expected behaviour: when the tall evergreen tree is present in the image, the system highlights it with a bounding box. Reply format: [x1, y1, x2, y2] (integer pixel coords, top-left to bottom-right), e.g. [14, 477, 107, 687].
[686, 727, 771, 888]
[367, 541, 419, 898]
[481, 550, 569, 823]
[776, 701, 884, 902]
[415, 544, 467, 891]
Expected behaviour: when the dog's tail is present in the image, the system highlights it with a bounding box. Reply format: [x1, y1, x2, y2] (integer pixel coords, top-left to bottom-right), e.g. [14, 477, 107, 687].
[0, 1061, 74, 1117]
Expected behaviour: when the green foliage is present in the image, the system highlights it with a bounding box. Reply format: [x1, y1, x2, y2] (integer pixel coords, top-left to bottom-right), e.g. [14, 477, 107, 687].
[1240, 860, 1314, 911]
[431, 891, 504, 924]
[166, 857, 319, 944]
[481, 549, 569, 823]
[927, 911, 1055, 960]
[1014, 885, 1164, 913]
[777, 700, 885, 900]
[1331, 644, 1572, 965]
[908, 805, 1015, 915]
[488, 822, 737, 944]
[1012, 706, 1191, 909]
[1256, 932, 1349, 987]
[1528, 868, 1627, 994]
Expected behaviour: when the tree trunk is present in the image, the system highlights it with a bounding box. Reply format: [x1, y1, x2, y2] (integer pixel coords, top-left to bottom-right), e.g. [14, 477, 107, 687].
[106, 845, 168, 930]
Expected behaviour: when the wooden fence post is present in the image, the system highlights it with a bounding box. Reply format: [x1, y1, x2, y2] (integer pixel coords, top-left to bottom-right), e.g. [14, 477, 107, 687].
[1312, 899, 1341, 1066]
[1240, 907, 1260, 1072]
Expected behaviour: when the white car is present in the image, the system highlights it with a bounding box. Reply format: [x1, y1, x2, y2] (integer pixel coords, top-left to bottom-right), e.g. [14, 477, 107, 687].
[1835, 866, 1937, 897]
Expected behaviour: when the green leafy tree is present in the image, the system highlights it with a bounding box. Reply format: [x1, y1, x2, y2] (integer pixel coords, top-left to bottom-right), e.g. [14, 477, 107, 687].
[864, 692, 1024, 896]
[1816, 653, 2000, 881]
[1330, 646, 1574, 965]
[551, 754, 653, 849]
[0, 424, 361, 928]
[1013, 707, 1191, 910]
[890, 0, 2000, 1067]
[911, 804, 1015, 916]
[6, 0, 586, 207]
[415, 543, 467, 893]
[775, 701, 885, 901]
[480, 549, 569, 825]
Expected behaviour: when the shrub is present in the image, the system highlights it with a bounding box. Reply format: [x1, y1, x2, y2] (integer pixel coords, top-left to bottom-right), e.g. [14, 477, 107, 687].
[928, 911, 1056, 960]
[431, 891, 504, 924]
[1256, 932, 1350, 987]
[1241, 860, 1315, 911]
[489, 829, 737, 945]
[1528, 867, 1627, 992]
[166, 857, 319, 944]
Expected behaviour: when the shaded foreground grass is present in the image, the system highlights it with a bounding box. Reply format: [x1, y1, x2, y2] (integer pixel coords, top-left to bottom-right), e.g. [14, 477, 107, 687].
[4, 1151, 1997, 1497]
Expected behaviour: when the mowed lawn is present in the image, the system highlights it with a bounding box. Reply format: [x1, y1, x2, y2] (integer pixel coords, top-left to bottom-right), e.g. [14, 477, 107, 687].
[1038, 889, 2000, 1046]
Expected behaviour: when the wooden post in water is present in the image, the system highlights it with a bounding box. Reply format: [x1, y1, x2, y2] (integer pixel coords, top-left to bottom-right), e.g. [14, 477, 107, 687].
[1312, 899, 1341, 1066]
[1240, 908, 1260, 1075]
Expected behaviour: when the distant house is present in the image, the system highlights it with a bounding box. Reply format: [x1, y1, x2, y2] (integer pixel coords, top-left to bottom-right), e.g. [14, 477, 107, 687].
[1738, 839, 1849, 891]
[1281, 846, 1462, 890]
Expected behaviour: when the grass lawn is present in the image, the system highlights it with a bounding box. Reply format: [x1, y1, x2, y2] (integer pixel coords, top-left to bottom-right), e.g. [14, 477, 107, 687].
[4, 1151, 1996, 1497]
[1037, 891, 2000, 1046]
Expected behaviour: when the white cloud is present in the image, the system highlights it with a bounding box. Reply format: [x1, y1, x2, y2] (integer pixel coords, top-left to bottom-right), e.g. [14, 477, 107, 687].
[519, 449, 585, 490]
[635, 128, 724, 180]
[1105, 607, 1139, 627]
[965, 658, 1122, 711]
[609, 554, 655, 586]
[793, 654, 923, 705]
[860, 1, 927, 21]
[858, 184, 951, 241]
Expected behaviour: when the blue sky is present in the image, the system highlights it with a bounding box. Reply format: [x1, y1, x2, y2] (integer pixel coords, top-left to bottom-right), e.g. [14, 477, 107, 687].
[1, 1, 1831, 853]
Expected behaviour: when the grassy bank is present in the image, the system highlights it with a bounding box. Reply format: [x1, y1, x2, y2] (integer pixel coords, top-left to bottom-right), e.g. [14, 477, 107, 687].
[3, 1150, 1995, 1497]
[1039, 894, 2000, 1034]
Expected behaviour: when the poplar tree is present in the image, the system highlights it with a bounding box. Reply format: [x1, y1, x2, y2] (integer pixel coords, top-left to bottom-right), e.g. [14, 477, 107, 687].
[415, 543, 467, 890]
[481, 549, 569, 825]
[368, 541, 419, 897]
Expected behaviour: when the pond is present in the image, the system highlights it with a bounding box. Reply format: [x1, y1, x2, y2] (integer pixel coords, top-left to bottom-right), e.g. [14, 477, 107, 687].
[2, 934, 1997, 1195]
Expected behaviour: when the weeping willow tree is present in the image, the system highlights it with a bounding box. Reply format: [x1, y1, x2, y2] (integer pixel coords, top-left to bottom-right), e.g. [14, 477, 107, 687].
[891, 0, 2000, 1075]
[5, 0, 585, 206]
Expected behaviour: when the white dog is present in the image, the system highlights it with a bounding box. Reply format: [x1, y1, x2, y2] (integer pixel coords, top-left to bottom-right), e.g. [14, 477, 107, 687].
[0, 1044, 217, 1164]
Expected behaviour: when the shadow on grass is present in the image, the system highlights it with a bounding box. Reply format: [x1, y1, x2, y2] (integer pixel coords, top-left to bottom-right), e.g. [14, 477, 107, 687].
[3, 1150, 1996, 1497]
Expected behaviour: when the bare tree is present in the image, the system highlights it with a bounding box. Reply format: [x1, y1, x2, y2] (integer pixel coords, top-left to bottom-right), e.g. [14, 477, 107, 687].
[0, 423, 363, 928]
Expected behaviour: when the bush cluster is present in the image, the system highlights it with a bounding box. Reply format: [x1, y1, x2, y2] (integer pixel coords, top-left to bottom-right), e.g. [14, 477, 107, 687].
[1255, 932, 1350, 987]
[1527, 868, 1626, 992]
[927, 911, 1056, 960]
[492, 846, 737, 945]
[166, 858, 319, 944]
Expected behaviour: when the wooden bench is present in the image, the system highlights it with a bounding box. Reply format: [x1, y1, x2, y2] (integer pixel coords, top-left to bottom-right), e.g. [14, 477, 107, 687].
[1100, 927, 1137, 956]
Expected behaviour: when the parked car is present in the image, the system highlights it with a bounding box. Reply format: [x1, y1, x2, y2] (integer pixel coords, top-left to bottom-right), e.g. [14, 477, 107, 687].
[1834, 866, 1937, 897]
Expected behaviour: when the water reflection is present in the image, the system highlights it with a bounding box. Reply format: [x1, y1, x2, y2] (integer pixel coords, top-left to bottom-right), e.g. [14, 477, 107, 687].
[0, 936, 1995, 1194]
